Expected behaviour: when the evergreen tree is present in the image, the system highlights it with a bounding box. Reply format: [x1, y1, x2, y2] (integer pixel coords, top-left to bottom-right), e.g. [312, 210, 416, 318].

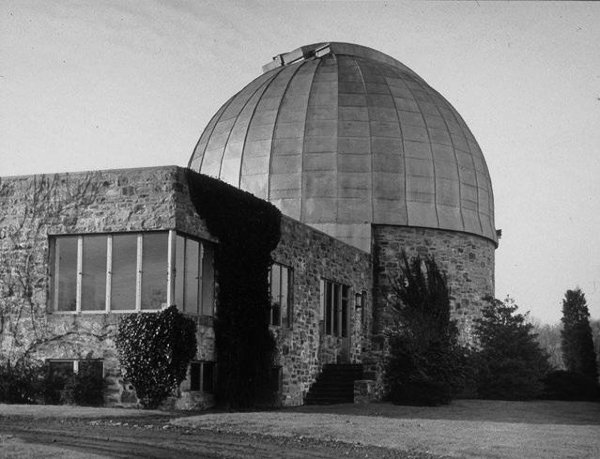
[473, 297, 551, 400]
[561, 289, 598, 380]
[386, 252, 465, 405]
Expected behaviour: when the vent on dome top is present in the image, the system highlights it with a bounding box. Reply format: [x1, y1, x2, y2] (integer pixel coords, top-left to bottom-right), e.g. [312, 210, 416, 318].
[262, 43, 331, 73]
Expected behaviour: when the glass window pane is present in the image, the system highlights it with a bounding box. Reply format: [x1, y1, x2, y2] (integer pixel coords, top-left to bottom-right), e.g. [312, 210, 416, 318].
[79, 360, 103, 379]
[333, 284, 340, 336]
[326, 282, 333, 335]
[56, 237, 78, 311]
[49, 361, 74, 379]
[175, 235, 185, 310]
[203, 362, 215, 393]
[190, 362, 201, 391]
[281, 267, 289, 326]
[201, 244, 215, 316]
[141, 233, 168, 310]
[111, 234, 137, 310]
[271, 264, 281, 325]
[271, 265, 281, 302]
[184, 239, 199, 314]
[341, 286, 349, 338]
[81, 235, 107, 311]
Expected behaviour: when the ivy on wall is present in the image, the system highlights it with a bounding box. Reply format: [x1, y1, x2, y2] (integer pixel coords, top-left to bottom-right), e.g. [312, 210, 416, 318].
[186, 170, 281, 409]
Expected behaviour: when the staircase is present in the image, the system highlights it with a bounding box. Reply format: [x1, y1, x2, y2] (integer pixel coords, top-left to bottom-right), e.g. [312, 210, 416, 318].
[305, 364, 364, 405]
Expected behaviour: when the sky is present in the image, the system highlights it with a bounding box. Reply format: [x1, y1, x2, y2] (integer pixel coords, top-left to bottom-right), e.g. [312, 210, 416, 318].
[2, 1, 599, 324]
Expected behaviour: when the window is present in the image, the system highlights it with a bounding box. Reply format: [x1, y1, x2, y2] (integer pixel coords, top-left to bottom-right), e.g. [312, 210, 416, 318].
[269, 263, 292, 327]
[141, 233, 168, 310]
[320, 280, 349, 337]
[174, 235, 215, 316]
[189, 361, 215, 393]
[46, 359, 104, 403]
[48, 360, 76, 379]
[355, 291, 366, 324]
[50, 231, 215, 315]
[269, 366, 282, 394]
[111, 234, 137, 310]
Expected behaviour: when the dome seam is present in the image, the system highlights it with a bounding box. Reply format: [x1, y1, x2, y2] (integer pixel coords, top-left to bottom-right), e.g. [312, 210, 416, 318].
[237, 67, 287, 190]
[190, 94, 235, 171]
[300, 58, 324, 222]
[421, 84, 467, 233]
[400, 75, 441, 228]
[217, 71, 284, 181]
[430, 87, 486, 237]
[377, 62, 410, 225]
[267, 61, 307, 201]
[351, 56, 374, 225]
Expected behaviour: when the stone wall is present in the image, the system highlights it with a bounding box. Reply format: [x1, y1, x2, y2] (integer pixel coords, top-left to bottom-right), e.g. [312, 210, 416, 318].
[271, 216, 372, 406]
[0, 166, 374, 409]
[372, 224, 496, 343]
[0, 166, 216, 407]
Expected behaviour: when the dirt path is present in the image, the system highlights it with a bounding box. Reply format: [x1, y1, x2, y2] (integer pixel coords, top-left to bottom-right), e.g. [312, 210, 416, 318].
[0, 416, 433, 458]
[1, 401, 598, 458]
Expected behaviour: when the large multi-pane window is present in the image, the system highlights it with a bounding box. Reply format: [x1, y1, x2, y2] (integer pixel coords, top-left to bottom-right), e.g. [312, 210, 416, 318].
[320, 280, 349, 337]
[268, 263, 292, 327]
[50, 231, 214, 315]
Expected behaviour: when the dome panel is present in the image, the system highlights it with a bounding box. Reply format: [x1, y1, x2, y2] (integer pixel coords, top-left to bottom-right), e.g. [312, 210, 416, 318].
[189, 42, 497, 250]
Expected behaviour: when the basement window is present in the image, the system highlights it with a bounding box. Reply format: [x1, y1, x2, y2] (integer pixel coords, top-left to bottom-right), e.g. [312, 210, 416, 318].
[189, 361, 215, 393]
[49, 231, 215, 315]
[46, 359, 104, 403]
[320, 280, 349, 337]
[268, 263, 292, 327]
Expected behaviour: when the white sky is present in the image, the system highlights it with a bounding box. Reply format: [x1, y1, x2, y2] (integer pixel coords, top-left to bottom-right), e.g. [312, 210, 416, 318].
[2, 1, 599, 324]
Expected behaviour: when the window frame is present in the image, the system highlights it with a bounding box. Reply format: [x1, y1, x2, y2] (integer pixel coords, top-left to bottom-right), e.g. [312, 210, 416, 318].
[189, 361, 215, 393]
[320, 279, 350, 338]
[47, 358, 105, 378]
[268, 263, 293, 328]
[49, 230, 215, 316]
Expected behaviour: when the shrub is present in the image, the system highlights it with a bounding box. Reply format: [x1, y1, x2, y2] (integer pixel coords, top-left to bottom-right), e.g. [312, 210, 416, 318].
[387, 336, 467, 405]
[473, 297, 551, 400]
[0, 360, 44, 404]
[67, 359, 105, 406]
[42, 364, 71, 404]
[543, 370, 600, 401]
[115, 305, 197, 409]
[385, 252, 466, 405]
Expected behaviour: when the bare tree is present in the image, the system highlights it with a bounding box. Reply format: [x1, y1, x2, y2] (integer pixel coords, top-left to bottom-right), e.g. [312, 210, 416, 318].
[530, 319, 564, 370]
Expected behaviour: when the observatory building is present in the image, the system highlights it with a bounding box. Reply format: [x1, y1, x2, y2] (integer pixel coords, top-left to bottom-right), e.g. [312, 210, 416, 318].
[190, 42, 497, 336]
[0, 43, 497, 407]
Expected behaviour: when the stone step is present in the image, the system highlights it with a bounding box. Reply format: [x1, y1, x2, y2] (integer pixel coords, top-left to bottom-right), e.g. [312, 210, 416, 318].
[304, 364, 365, 405]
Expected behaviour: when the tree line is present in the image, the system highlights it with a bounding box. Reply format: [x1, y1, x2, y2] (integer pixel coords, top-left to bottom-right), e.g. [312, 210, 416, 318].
[385, 252, 599, 405]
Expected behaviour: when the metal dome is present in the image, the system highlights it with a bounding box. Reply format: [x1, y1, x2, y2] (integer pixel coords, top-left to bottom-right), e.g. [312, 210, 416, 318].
[189, 42, 496, 251]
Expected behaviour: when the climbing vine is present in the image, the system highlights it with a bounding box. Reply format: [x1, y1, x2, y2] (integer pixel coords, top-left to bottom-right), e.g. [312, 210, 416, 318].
[186, 170, 280, 409]
[0, 173, 103, 364]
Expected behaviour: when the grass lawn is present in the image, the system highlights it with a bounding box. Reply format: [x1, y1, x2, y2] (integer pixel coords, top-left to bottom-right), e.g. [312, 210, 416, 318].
[172, 399, 600, 458]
